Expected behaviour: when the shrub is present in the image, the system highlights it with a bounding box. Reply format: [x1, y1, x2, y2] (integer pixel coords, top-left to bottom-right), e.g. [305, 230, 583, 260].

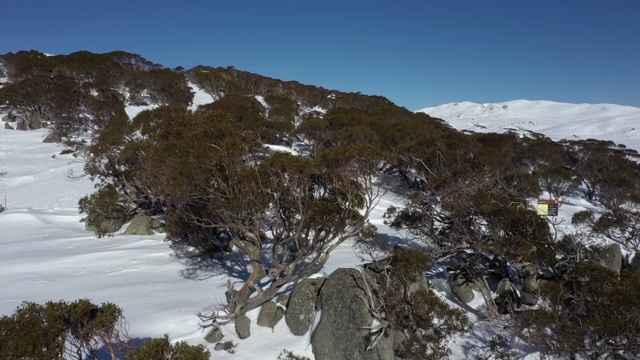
[0, 300, 125, 360]
[0, 300, 210, 360]
[78, 185, 132, 237]
[472, 334, 520, 360]
[126, 335, 210, 360]
[366, 248, 469, 360]
[514, 264, 640, 358]
[277, 349, 310, 360]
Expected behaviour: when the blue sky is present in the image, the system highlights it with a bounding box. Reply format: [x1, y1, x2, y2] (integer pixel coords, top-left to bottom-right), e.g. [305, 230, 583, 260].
[1, 0, 639, 110]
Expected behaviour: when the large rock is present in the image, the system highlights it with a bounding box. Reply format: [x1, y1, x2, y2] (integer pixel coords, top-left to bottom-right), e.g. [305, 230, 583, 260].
[596, 243, 623, 273]
[519, 291, 539, 306]
[521, 264, 539, 293]
[311, 268, 394, 360]
[285, 277, 325, 336]
[124, 214, 164, 235]
[15, 118, 27, 131]
[85, 218, 126, 235]
[235, 314, 251, 339]
[257, 301, 284, 328]
[2, 114, 17, 123]
[495, 279, 521, 314]
[518, 264, 539, 306]
[204, 326, 224, 343]
[43, 132, 63, 143]
[447, 271, 474, 303]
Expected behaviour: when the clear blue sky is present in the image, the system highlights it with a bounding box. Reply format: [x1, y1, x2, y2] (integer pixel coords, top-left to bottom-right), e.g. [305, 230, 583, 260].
[1, 0, 639, 110]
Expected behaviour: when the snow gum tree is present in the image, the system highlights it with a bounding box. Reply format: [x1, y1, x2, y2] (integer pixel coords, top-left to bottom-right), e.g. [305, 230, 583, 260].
[81, 104, 384, 320]
[385, 130, 551, 319]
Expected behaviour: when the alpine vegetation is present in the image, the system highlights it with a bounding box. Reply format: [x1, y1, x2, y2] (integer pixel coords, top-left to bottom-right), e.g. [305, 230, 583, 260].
[1, 50, 640, 359]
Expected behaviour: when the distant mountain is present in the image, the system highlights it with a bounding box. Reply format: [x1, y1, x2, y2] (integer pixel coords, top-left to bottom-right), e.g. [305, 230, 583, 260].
[418, 100, 640, 151]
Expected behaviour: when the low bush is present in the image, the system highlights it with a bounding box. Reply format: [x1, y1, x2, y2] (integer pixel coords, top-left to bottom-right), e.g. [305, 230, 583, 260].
[0, 300, 210, 360]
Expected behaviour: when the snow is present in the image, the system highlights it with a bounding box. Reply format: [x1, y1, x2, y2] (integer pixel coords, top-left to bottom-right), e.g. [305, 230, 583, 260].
[1, 98, 637, 358]
[0, 126, 325, 359]
[254, 95, 269, 109]
[125, 104, 157, 119]
[189, 82, 216, 110]
[124, 83, 216, 118]
[419, 100, 640, 151]
[264, 144, 299, 155]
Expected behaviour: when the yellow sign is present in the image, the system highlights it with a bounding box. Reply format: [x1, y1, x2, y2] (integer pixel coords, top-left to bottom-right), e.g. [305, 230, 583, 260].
[537, 204, 548, 216]
[537, 199, 559, 216]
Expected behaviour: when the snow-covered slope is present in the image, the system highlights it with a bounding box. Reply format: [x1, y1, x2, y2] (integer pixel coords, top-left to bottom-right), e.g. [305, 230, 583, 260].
[418, 100, 640, 151]
[0, 127, 326, 359]
[125, 83, 216, 119]
[189, 82, 216, 111]
[2, 98, 635, 359]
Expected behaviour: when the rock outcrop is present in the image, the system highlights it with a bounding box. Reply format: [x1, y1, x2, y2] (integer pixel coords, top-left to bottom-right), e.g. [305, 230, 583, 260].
[311, 268, 394, 360]
[596, 243, 623, 273]
[285, 277, 324, 336]
[124, 214, 164, 235]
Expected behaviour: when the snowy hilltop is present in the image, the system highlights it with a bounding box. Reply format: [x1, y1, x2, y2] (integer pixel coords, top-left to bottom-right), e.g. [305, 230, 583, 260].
[418, 100, 640, 151]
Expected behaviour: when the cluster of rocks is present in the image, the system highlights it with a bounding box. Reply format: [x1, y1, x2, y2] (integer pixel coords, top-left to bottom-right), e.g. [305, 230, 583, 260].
[2, 113, 44, 130]
[447, 243, 638, 313]
[200, 242, 640, 357]
[593, 243, 640, 274]
[206, 264, 431, 360]
[446, 263, 539, 312]
[84, 213, 164, 235]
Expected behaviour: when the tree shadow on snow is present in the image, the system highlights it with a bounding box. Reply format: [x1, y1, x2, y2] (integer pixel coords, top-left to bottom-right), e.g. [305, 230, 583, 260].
[169, 240, 252, 282]
[84, 337, 153, 360]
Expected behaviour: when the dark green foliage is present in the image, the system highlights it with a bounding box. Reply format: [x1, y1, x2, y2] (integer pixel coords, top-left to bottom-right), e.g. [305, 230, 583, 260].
[535, 166, 580, 200]
[78, 185, 132, 237]
[515, 265, 640, 358]
[472, 334, 520, 360]
[572, 208, 640, 251]
[197, 94, 292, 144]
[277, 349, 310, 360]
[265, 94, 298, 123]
[0, 50, 190, 133]
[0, 300, 124, 360]
[591, 209, 640, 250]
[388, 247, 431, 284]
[186, 65, 394, 115]
[7, 49, 640, 358]
[0, 300, 209, 360]
[126, 335, 210, 360]
[571, 210, 594, 225]
[561, 138, 640, 205]
[83, 104, 384, 318]
[124, 68, 192, 107]
[376, 249, 469, 360]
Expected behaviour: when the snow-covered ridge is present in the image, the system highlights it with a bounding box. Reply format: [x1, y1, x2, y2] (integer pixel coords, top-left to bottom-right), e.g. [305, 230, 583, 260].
[418, 100, 640, 151]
